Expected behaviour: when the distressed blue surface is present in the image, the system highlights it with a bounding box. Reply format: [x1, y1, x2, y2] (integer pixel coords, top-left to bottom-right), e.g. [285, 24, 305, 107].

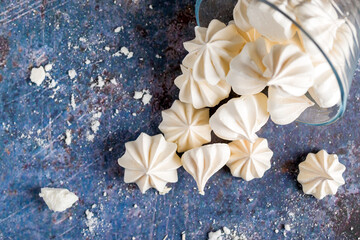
[0, 0, 359, 239]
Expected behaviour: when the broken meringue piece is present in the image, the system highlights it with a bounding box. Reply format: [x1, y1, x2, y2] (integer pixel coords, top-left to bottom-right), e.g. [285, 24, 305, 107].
[174, 65, 231, 109]
[159, 100, 212, 152]
[268, 87, 314, 125]
[181, 144, 230, 195]
[183, 19, 246, 85]
[118, 133, 181, 193]
[247, 0, 296, 42]
[39, 188, 78, 212]
[210, 93, 269, 142]
[233, 0, 252, 32]
[298, 150, 346, 200]
[227, 138, 273, 181]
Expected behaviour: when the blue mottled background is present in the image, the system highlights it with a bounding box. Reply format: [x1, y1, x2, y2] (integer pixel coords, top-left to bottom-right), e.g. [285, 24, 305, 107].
[0, 0, 359, 239]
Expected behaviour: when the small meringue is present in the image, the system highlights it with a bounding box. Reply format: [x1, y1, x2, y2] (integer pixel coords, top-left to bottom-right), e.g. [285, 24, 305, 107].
[118, 133, 181, 193]
[268, 87, 314, 125]
[210, 93, 269, 142]
[174, 65, 231, 109]
[183, 19, 246, 85]
[227, 138, 273, 181]
[159, 100, 212, 152]
[298, 150, 346, 200]
[181, 144, 230, 195]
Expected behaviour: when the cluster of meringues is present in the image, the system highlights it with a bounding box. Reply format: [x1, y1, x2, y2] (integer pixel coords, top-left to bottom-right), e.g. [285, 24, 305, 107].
[118, 0, 351, 199]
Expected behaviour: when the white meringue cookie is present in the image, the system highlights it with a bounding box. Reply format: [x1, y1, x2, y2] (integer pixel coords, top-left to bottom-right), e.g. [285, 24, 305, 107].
[262, 43, 314, 96]
[226, 38, 271, 95]
[210, 93, 269, 142]
[227, 138, 273, 181]
[308, 61, 341, 108]
[268, 87, 314, 125]
[227, 39, 314, 97]
[183, 19, 246, 85]
[298, 150, 346, 200]
[174, 65, 231, 109]
[118, 133, 181, 193]
[295, 0, 344, 56]
[181, 144, 230, 195]
[233, 0, 253, 32]
[247, 0, 297, 42]
[159, 100, 212, 152]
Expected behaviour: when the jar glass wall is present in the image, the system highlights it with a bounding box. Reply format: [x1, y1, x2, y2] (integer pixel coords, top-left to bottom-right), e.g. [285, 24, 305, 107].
[195, 0, 360, 125]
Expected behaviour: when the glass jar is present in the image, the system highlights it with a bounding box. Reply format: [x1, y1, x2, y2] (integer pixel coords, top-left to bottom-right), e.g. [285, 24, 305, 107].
[195, 0, 360, 125]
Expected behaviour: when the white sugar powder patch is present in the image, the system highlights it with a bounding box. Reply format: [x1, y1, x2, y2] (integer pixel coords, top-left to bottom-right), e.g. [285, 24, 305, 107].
[68, 69, 77, 79]
[30, 66, 46, 86]
[85, 209, 98, 234]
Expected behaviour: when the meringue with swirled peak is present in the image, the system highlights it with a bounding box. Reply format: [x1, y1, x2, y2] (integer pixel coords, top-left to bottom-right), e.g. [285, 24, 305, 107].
[181, 144, 230, 195]
[227, 38, 314, 97]
[268, 87, 314, 125]
[210, 93, 269, 142]
[298, 150, 346, 200]
[227, 138, 273, 181]
[174, 65, 231, 109]
[159, 100, 212, 152]
[247, 0, 297, 42]
[118, 133, 181, 193]
[295, 0, 344, 58]
[183, 19, 246, 85]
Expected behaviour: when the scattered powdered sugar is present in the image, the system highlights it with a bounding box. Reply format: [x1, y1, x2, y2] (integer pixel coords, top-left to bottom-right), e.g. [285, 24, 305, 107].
[85, 209, 98, 234]
[284, 224, 291, 231]
[208, 227, 247, 240]
[113, 47, 133, 59]
[91, 112, 102, 134]
[70, 94, 76, 110]
[30, 66, 46, 86]
[65, 129, 72, 146]
[86, 131, 95, 142]
[68, 69, 77, 79]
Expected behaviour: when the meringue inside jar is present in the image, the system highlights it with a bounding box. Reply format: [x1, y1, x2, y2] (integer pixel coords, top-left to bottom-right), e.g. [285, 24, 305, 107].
[195, 0, 360, 125]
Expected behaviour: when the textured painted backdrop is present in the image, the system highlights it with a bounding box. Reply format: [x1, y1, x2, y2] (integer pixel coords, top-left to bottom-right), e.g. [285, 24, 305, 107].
[0, 0, 359, 239]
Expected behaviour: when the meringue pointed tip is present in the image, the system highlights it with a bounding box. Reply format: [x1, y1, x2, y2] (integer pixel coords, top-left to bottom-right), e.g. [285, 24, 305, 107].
[199, 190, 205, 195]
